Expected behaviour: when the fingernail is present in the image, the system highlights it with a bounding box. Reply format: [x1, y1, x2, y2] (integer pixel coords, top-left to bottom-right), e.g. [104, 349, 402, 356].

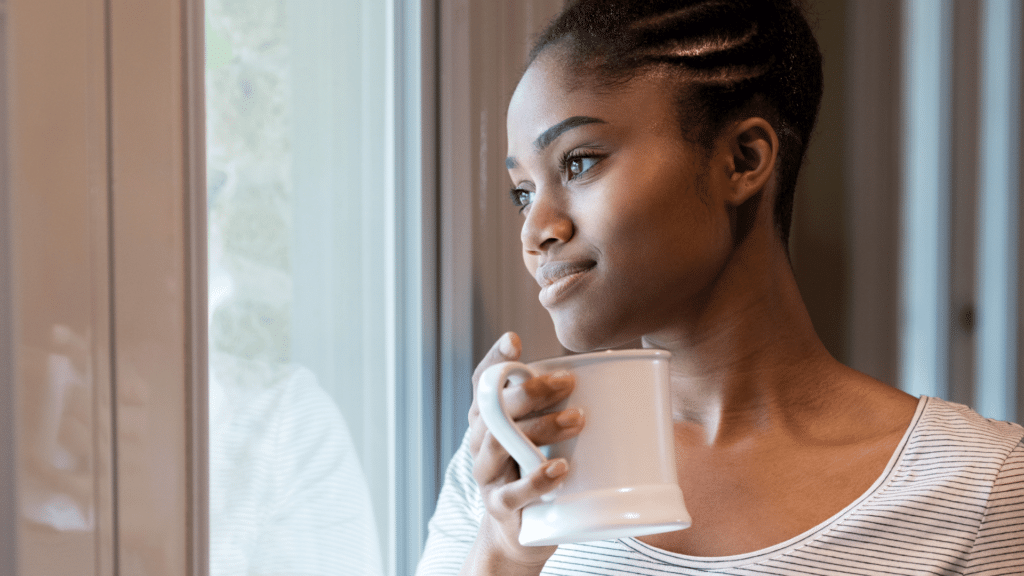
[499, 333, 515, 356]
[556, 408, 583, 427]
[545, 459, 567, 478]
[550, 370, 572, 385]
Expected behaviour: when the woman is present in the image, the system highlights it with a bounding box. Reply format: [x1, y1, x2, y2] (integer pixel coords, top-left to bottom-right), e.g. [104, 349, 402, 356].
[418, 1, 1024, 574]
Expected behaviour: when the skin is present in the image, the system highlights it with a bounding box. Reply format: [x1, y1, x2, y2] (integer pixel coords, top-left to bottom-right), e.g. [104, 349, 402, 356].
[462, 50, 919, 576]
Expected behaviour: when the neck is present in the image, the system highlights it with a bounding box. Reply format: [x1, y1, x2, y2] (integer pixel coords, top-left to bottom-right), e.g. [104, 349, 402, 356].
[642, 237, 837, 445]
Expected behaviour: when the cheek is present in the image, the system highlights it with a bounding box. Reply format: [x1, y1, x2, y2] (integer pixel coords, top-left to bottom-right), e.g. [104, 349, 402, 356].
[595, 176, 708, 251]
[598, 176, 724, 290]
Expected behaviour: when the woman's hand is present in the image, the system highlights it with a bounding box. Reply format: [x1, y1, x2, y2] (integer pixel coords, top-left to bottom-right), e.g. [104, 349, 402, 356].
[461, 332, 584, 575]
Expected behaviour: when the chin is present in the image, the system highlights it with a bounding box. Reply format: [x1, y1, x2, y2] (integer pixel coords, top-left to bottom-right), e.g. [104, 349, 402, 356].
[551, 315, 596, 352]
[552, 315, 637, 353]
[556, 335, 596, 354]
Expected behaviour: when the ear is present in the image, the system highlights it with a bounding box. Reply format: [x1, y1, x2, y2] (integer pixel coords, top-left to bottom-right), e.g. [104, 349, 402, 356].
[723, 117, 778, 206]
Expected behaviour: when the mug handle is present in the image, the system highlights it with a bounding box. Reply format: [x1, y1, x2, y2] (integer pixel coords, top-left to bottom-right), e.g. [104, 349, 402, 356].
[478, 361, 548, 476]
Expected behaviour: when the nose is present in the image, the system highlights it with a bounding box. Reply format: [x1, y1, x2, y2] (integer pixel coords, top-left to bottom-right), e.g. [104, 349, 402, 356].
[520, 190, 573, 255]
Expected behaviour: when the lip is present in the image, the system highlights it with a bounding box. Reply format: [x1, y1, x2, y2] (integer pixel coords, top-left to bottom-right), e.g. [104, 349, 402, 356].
[536, 260, 596, 307]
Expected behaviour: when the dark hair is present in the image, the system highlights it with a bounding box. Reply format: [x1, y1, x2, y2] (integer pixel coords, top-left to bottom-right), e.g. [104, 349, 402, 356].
[529, 0, 823, 246]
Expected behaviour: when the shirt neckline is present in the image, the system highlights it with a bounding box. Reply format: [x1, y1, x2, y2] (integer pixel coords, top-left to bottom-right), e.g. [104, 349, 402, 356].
[620, 395, 930, 569]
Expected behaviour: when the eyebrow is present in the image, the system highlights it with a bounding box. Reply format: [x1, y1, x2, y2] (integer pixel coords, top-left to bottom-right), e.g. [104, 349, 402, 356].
[505, 115, 607, 170]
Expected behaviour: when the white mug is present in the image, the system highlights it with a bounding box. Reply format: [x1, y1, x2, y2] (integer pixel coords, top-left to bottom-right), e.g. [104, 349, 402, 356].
[478, 349, 691, 546]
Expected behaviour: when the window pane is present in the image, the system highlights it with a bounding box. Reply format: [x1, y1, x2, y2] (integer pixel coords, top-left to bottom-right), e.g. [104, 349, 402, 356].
[205, 1, 389, 574]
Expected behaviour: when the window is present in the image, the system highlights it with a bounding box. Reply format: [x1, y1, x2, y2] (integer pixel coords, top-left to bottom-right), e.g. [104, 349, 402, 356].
[205, 0, 430, 574]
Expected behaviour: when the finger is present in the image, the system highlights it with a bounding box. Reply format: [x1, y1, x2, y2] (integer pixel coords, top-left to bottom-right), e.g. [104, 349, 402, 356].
[470, 369, 576, 456]
[472, 409, 583, 484]
[470, 407, 581, 459]
[516, 408, 585, 446]
[486, 459, 569, 515]
[471, 332, 522, 387]
[472, 430, 516, 486]
[468, 415, 488, 454]
[501, 370, 575, 419]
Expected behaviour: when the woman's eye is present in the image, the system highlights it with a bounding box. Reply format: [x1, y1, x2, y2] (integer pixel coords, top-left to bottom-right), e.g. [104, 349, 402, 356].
[566, 156, 598, 180]
[509, 188, 534, 210]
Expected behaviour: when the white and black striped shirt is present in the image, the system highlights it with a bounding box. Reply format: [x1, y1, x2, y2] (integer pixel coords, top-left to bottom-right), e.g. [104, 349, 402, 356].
[417, 396, 1024, 575]
[209, 356, 384, 576]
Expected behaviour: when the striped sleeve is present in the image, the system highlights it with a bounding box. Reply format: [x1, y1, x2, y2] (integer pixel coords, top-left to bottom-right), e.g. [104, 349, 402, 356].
[965, 439, 1024, 575]
[416, 430, 485, 576]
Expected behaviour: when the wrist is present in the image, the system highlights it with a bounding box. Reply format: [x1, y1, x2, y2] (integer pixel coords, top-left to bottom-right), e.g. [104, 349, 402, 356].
[459, 518, 551, 576]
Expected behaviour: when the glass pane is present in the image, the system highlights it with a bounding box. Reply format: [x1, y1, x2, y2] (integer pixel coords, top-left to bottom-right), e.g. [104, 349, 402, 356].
[205, 1, 389, 574]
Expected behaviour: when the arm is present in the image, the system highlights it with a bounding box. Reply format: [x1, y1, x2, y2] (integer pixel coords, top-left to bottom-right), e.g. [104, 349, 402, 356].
[415, 430, 484, 576]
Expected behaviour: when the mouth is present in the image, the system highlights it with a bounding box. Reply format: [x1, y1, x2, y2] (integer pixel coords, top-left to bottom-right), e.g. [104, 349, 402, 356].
[536, 260, 596, 307]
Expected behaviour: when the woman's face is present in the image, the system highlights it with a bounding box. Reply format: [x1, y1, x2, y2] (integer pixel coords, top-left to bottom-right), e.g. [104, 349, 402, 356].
[505, 54, 737, 352]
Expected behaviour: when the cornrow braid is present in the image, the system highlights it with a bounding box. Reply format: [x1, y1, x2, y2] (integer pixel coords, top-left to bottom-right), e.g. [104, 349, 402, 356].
[529, 0, 823, 247]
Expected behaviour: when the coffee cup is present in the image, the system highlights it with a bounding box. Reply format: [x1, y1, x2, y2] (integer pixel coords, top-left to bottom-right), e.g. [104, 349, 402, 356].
[478, 349, 690, 546]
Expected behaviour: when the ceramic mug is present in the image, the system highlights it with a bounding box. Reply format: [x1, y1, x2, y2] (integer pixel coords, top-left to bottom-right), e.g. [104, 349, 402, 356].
[478, 349, 691, 546]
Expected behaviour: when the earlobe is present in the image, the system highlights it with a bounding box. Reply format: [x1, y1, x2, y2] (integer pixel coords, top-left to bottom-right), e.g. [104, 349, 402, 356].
[727, 117, 778, 206]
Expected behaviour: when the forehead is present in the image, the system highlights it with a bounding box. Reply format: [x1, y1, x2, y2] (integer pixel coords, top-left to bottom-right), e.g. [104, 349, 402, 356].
[506, 55, 681, 157]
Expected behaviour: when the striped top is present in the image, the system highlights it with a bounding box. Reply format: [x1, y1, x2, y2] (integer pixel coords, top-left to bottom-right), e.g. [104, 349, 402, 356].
[417, 396, 1024, 575]
[209, 355, 384, 576]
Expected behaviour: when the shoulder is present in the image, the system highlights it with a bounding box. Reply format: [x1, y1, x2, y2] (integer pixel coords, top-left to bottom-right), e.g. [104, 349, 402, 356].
[209, 356, 382, 576]
[209, 354, 362, 484]
[210, 354, 349, 437]
[913, 396, 1024, 455]
[893, 396, 1024, 500]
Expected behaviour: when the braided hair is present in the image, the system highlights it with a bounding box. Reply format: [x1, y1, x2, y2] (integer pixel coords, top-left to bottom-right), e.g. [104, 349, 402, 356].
[529, 0, 823, 246]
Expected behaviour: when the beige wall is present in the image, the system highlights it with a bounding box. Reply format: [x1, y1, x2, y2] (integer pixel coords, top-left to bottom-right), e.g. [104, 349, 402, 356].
[2, 0, 206, 573]
[791, 0, 853, 365]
